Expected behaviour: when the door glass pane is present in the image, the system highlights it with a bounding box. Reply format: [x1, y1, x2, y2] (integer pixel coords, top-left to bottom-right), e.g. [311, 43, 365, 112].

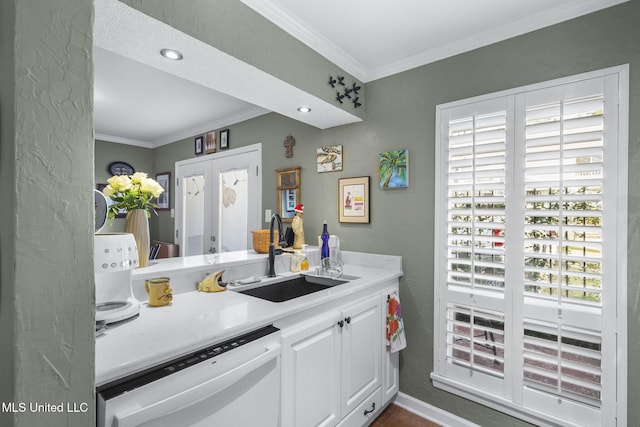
[219, 168, 248, 252]
[184, 175, 205, 256]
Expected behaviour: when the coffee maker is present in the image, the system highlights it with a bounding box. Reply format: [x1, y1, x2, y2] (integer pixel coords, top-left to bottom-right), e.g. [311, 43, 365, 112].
[94, 233, 141, 324]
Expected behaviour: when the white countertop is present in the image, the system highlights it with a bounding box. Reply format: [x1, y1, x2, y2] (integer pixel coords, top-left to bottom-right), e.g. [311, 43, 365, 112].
[95, 251, 402, 387]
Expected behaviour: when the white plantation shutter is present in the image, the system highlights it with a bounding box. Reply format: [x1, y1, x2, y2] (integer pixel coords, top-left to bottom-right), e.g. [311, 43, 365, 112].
[438, 98, 510, 395]
[433, 67, 627, 427]
[518, 81, 610, 422]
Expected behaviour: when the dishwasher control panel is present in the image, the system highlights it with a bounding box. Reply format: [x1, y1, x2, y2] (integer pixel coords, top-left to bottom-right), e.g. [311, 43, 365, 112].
[97, 324, 279, 400]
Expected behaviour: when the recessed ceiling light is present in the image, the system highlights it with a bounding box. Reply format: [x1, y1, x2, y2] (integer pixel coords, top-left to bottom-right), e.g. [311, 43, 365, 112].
[297, 106, 311, 113]
[160, 48, 183, 61]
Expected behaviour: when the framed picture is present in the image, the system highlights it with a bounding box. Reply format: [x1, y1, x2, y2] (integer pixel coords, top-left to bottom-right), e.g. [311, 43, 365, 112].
[204, 131, 216, 154]
[339, 176, 370, 223]
[379, 149, 409, 188]
[276, 167, 300, 222]
[155, 172, 171, 210]
[276, 168, 299, 188]
[220, 129, 230, 150]
[96, 183, 125, 218]
[195, 136, 204, 155]
[317, 145, 343, 172]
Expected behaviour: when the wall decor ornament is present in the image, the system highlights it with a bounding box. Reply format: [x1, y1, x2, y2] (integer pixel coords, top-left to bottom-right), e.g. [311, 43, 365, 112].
[379, 149, 409, 189]
[316, 145, 343, 172]
[339, 176, 370, 223]
[155, 172, 171, 210]
[276, 167, 301, 223]
[204, 131, 216, 154]
[220, 129, 230, 150]
[108, 161, 134, 176]
[329, 75, 363, 108]
[194, 136, 203, 155]
[284, 135, 296, 158]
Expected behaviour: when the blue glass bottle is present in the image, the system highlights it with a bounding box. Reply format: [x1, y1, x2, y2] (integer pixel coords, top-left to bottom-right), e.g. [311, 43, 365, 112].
[321, 221, 330, 260]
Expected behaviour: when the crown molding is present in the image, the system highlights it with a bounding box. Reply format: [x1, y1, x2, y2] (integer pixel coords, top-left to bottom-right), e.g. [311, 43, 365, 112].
[94, 133, 154, 148]
[150, 106, 269, 148]
[239, 0, 368, 82]
[242, 0, 628, 83]
[96, 107, 270, 149]
[366, 0, 629, 82]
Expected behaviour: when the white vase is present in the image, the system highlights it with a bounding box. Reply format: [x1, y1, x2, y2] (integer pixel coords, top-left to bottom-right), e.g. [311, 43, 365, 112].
[124, 209, 149, 268]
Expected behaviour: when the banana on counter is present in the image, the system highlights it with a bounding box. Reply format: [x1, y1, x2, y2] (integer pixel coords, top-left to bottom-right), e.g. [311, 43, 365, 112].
[197, 271, 227, 292]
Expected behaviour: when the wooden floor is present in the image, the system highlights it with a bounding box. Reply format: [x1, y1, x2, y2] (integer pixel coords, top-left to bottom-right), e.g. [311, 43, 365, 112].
[372, 404, 440, 427]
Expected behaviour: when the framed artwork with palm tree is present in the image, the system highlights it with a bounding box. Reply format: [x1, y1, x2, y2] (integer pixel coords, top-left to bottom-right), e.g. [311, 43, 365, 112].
[379, 149, 409, 188]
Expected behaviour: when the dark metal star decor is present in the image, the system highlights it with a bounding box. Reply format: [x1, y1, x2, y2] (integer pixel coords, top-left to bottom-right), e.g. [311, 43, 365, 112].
[328, 74, 362, 109]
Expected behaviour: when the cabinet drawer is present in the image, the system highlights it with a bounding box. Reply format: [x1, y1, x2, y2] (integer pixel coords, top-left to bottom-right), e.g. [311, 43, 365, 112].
[337, 387, 381, 427]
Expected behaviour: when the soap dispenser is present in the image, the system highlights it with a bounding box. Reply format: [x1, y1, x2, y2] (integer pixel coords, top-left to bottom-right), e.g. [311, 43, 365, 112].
[300, 244, 309, 271]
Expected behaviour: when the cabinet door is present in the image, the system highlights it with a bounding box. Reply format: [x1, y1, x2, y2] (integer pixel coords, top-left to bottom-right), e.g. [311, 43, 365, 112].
[381, 289, 400, 403]
[340, 296, 381, 417]
[281, 312, 342, 427]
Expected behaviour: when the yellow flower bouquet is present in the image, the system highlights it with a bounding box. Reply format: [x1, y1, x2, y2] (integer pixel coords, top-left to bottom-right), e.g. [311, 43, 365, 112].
[102, 172, 165, 221]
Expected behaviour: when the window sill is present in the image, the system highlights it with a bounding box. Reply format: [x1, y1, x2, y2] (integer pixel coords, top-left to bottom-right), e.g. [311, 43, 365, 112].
[430, 372, 584, 427]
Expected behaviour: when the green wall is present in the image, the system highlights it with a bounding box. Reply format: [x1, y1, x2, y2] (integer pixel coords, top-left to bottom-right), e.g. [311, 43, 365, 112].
[10, 1, 639, 426]
[1, 0, 95, 426]
[98, 2, 640, 425]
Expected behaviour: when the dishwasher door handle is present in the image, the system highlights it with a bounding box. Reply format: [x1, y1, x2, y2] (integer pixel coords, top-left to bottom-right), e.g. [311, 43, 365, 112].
[114, 343, 281, 427]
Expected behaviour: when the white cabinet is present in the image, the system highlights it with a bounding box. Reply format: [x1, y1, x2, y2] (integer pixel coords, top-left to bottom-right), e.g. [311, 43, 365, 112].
[280, 311, 341, 426]
[340, 296, 381, 417]
[280, 294, 385, 427]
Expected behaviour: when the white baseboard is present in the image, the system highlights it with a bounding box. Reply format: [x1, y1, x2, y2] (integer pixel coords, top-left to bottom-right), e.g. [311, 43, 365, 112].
[393, 392, 480, 427]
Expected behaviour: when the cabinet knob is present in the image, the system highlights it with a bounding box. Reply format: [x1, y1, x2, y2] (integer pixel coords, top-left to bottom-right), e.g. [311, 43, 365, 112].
[345, 316, 351, 324]
[363, 402, 376, 416]
[337, 320, 344, 328]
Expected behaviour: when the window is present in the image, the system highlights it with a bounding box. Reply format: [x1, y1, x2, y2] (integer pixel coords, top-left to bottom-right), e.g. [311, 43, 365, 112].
[432, 66, 628, 426]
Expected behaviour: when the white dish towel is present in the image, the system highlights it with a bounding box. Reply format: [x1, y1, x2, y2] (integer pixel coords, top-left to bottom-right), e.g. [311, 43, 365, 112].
[386, 292, 407, 353]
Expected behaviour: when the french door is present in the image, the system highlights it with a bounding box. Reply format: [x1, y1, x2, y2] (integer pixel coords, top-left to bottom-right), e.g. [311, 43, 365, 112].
[175, 143, 261, 255]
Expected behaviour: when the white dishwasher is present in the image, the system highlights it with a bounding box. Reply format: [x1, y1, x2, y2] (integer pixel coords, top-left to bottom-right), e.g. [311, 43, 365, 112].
[97, 325, 281, 427]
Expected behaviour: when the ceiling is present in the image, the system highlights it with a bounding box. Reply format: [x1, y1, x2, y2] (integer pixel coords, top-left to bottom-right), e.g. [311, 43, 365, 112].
[94, 0, 626, 148]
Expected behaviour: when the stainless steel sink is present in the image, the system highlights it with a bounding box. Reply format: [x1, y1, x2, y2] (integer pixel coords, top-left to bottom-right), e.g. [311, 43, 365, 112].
[238, 275, 349, 302]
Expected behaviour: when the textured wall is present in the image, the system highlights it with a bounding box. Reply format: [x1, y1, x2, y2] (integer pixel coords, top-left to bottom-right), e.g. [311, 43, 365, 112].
[1, 0, 95, 426]
[0, 0, 18, 422]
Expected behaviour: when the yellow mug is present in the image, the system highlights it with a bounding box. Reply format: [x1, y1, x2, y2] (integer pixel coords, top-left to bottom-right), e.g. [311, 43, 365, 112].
[145, 277, 173, 307]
